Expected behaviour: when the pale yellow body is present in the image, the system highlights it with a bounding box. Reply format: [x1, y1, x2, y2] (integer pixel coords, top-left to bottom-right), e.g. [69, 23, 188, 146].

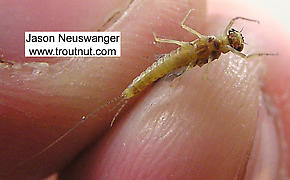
[121, 36, 225, 99]
[122, 44, 196, 99]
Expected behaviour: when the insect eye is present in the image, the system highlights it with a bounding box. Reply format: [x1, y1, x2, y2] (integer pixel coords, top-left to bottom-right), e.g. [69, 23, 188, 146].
[236, 46, 243, 51]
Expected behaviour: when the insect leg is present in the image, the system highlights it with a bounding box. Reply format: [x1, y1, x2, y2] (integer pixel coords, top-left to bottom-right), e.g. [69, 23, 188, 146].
[185, 61, 197, 72]
[224, 17, 260, 35]
[172, 60, 199, 84]
[152, 31, 187, 46]
[181, 9, 204, 38]
[202, 56, 213, 80]
[226, 45, 278, 59]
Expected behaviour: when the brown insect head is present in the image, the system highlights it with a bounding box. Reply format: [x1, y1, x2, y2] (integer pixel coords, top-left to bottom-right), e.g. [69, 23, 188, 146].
[227, 28, 244, 52]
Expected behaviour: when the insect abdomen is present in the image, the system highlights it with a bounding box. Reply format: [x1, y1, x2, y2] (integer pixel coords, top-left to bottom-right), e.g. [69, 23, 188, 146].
[122, 45, 196, 99]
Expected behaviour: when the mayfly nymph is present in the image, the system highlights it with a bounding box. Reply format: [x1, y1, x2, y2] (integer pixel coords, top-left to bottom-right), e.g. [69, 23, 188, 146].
[83, 9, 276, 126]
[18, 9, 277, 167]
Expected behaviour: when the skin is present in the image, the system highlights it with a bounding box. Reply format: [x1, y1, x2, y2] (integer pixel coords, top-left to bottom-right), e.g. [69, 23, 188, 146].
[0, 0, 289, 179]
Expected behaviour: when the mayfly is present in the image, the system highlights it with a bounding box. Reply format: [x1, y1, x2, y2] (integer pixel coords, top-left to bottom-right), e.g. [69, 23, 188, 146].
[18, 9, 277, 167]
[84, 9, 277, 126]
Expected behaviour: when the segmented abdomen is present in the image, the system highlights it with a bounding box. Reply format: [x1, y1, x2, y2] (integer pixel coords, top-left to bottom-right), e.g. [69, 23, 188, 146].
[122, 44, 197, 99]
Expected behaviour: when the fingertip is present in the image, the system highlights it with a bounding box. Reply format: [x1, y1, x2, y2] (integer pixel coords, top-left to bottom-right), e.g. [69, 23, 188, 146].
[59, 54, 262, 179]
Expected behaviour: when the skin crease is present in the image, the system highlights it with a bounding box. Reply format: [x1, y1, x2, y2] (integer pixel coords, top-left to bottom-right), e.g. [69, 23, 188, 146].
[0, 0, 289, 180]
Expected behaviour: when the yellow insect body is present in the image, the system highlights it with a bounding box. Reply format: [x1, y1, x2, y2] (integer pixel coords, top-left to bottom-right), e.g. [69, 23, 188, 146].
[122, 44, 196, 99]
[123, 38, 218, 99]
